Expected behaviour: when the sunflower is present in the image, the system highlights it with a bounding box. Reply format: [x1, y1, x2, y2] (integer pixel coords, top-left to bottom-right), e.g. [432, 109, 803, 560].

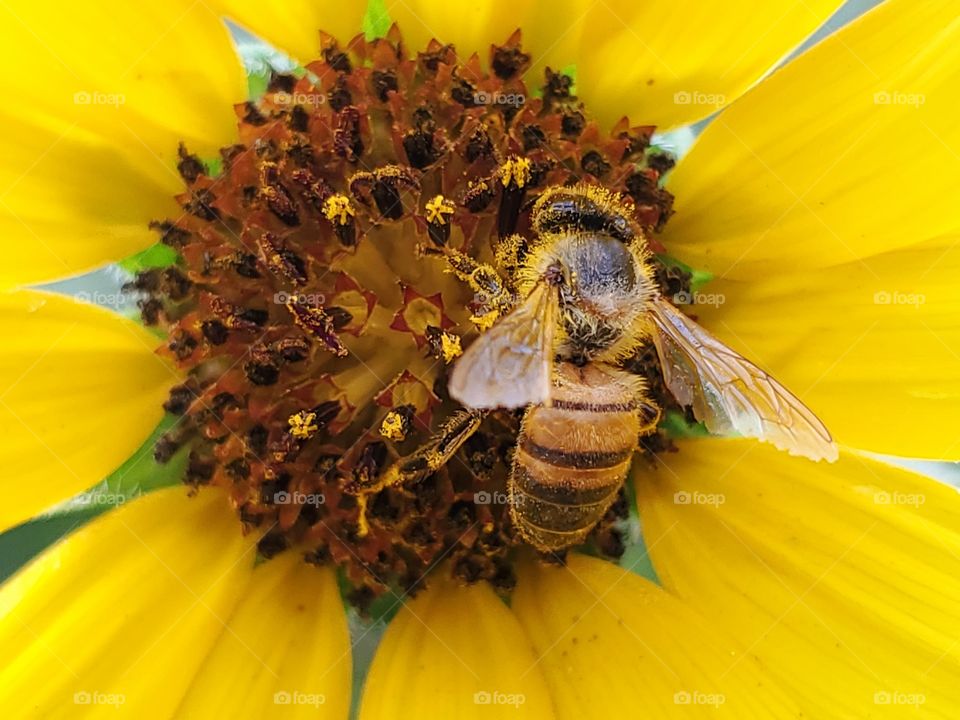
[2, 0, 960, 717]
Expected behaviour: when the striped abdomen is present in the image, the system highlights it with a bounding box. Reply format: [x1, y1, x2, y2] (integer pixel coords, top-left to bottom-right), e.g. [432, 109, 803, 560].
[509, 363, 655, 551]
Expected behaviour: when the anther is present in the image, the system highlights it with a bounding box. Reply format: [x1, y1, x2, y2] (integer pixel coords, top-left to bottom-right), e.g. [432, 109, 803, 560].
[498, 156, 532, 237]
[425, 325, 463, 363]
[349, 165, 419, 220]
[323, 194, 356, 225]
[463, 179, 495, 213]
[380, 405, 416, 441]
[285, 300, 349, 356]
[424, 195, 456, 246]
[256, 232, 308, 286]
[210, 296, 266, 332]
[288, 410, 320, 440]
[333, 106, 364, 161]
[176, 143, 205, 184]
[258, 162, 300, 226]
[322, 193, 357, 246]
[403, 108, 444, 169]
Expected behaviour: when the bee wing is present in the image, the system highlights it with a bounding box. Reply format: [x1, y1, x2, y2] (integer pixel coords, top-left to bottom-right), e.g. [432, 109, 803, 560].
[449, 282, 558, 409]
[648, 297, 838, 462]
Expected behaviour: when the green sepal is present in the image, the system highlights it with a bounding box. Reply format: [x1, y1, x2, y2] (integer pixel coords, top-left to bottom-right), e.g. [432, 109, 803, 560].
[659, 408, 709, 438]
[363, 0, 391, 40]
[117, 243, 180, 274]
[655, 252, 714, 291]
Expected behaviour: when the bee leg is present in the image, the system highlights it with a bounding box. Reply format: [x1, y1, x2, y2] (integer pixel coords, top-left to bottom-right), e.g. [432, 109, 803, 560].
[352, 410, 486, 536]
[383, 410, 486, 487]
[423, 246, 514, 329]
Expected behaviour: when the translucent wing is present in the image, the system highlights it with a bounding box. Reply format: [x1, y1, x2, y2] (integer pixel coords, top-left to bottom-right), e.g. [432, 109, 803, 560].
[449, 282, 557, 409]
[648, 297, 838, 462]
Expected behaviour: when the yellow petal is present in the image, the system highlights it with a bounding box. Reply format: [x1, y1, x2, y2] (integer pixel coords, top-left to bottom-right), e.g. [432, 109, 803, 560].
[637, 439, 960, 717]
[0, 487, 258, 717]
[687, 237, 960, 459]
[0, 0, 246, 287]
[512, 554, 800, 718]
[389, 0, 589, 74]
[210, 0, 366, 62]
[0, 290, 173, 533]
[177, 552, 351, 719]
[575, 0, 842, 128]
[360, 573, 555, 719]
[664, 0, 960, 279]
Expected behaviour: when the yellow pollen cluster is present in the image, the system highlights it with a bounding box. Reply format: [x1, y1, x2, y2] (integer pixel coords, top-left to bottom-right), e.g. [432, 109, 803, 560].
[499, 156, 532, 188]
[322, 194, 355, 225]
[288, 410, 319, 439]
[424, 195, 455, 224]
[379, 411, 409, 441]
[471, 309, 501, 331]
[439, 330, 463, 362]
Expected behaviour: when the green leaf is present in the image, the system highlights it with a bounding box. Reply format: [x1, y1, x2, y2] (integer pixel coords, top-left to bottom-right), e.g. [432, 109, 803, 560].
[204, 155, 224, 179]
[348, 610, 388, 719]
[117, 243, 180, 274]
[655, 252, 714, 291]
[247, 68, 271, 100]
[363, 0, 391, 40]
[337, 568, 405, 625]
[0, 515, 93, 583]
[659, 409, 709, 439]
[619, 468, 662, 583]
[531, 65, 577, 100]
[560, 63, 578, 96]
[619, 541, 661, 584]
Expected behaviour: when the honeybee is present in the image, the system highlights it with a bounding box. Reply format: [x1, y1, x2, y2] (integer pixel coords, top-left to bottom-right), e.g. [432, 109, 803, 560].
[445, 183, 838, 551]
